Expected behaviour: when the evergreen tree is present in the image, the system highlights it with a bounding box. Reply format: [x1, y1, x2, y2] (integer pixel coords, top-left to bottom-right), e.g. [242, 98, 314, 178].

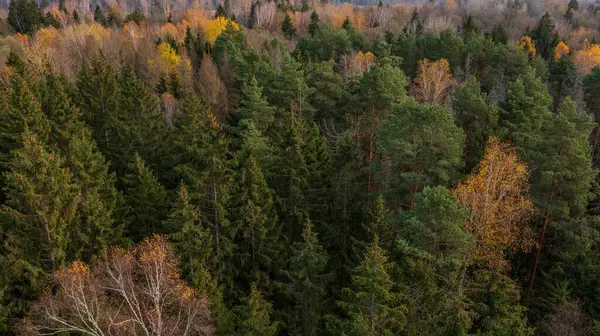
[461, 14, 479, 36]
[231, 154, 282, 292]
[341, 16, 352, 30]
[0, 74, 50, 171]
[72, 9, 79, 23]
[124, 8, 145, 24]
[235, 284, 279, 336]
[490, 23, 508, 45]
[377, 99, 464, 209]
[265, 56, 314, 119]
[407, 8, 423, 36]
[8, 0, 44, 34]
[248, 1, 257, 28]
[548, 54, 577, 112]
[2, 132, 79, 272]
[530, 12, 560, 60]
[93, 4, 106, 25]
[338, 237, 405, 335]
[281, 13, 296, 39]
[234, 77, 277, 135]
[584, 66, 600, 168]
[300, 0, 309, 11]
[122, 154, 170, 241]
[308, 11, 319, 37]
[565, 0, 579, 21]
[452, 78, 499, 172]
[76, 55, 119, 157]
[279, 219, 329, 336]
[306, 60, 345, 124]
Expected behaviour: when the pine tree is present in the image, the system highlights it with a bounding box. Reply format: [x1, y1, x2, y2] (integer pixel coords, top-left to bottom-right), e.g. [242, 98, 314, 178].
[235, 284, 279, 336]
[231, 154, 282, 292]
[303, 124, 332, 229]
[72, 9, 79, 23]
[339, 237, 406, 335]
[215, 4, 227, 18]
[308, 11, 319, 37]
[530, 12, 560, 60]
[281, 13, 296, 39]
[452, 78, 499, 172]
[122, 154, 170, 241]
[565, 0, 579, 21]
[265, 56, 314, 119]
[583, 66, 600, 168]
[279, 219, 329, 336]
[342, 16, 352, 30]
[300, 0, 309, 12]
[548, 54, 577, 112]
[0, 74, 50, 171]
[529, 97, 596, 291]
[377, 99, 464, 209]
[2, 132, 79, 271]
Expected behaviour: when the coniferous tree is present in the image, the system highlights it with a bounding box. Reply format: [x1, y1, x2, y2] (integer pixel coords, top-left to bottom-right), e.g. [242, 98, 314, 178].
[235, 284, 279, 336]
[0, 74, 50, 171]
[377, 99, 464, 209]
[7, 0, 44, 34]
[490, 23, 508, 45]
[308, 11, 319, 37]
[529, 12, 560, 60]
[452, 78, 499, 172]
[339, 237, 405, 335]
[565, 0, 579, 21]
[461, 14, 479, 36]
[93, 4, 106, 25]
[234, 77, 276, 135]
[248, 1, 257, 28]
[548, 54, 577, 112]
[122, 154, 170, 241]
[281, 13, 296, 39]
[72, 9, 79, 23]
[279, 219, 329, 336]
[231, 154, 282, 292]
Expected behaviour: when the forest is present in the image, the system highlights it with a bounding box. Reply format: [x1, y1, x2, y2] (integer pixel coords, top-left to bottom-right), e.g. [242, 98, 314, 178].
[3, 0, 600, 334]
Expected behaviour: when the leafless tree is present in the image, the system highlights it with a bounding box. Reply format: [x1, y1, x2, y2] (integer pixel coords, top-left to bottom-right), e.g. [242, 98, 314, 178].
[21, 235, 213, 336]
[255, 1, 277, 29]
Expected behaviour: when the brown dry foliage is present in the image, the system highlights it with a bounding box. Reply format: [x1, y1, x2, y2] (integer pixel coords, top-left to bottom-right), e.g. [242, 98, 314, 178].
[413, 58, 456, 105]
[21, 235, 213, 336]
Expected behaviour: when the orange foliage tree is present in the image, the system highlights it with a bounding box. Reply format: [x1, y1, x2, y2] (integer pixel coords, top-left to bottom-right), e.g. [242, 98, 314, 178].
[21, 235, 213, 336]
[453, 137, 535, 270]
[413, 58, 456, 105]
[517, 36, 536, 60]
[554, 41, 570, 60]
[573, 40, 600, 75]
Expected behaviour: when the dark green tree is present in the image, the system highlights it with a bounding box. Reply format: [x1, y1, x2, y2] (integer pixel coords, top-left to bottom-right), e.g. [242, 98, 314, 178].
[93, 4, 106, 25]
[235, 284, 279, 336]
[234, 77, 277, 135]
[279, 219, 329, 336]
[377, 99, 464, 209]
[122, 154, 170, 241]
[490, 23, 508, 45]
[529, 12, 560, 60]
[248, 1, 257, 28]
[7, 0, 44, 34]
[452, 78, 499, 172]
[338, 237, 406, 335]
[461, 14, 479, 36]
[565, 0, 579, 21]
[308, 11, 319, 37]
[548, 54, 577, 112]
[124, 8, 145, 24]
[72, 9, 80, 23]
[281, 13, 296, 39]
[583, 66, 600, 168]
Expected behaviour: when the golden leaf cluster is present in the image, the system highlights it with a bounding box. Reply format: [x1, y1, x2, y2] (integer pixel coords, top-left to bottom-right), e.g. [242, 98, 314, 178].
[573, 39, 600, 75]
[201, 17, 240, 45]
[517, 36, 536, 59]
[453, 137, 535, 270]
[554, 41, 570, 60]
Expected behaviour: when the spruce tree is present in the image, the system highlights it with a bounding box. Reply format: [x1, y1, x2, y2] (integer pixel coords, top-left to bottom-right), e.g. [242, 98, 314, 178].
[565, 0, 579, 21]
[231, 154, 282, 292]
[530, 12, 560, 60]
[490, 23, 508, 45]
[235, 284, 279, 336]
[279, 219, 329, 336]
[452, 78, 499, 172]
[308, 11, 319, 37]
[548, 55, 577, 112]
[7, 0, 44, 34]
[122, 153, 170, 241]
[338, 237, 405, 335]
[0, 74, 50, 171]
[2, 132, 79, 271]
[234, 77, 277, 135]
[248, 1, 257, 28]
[93, 4, 106, 25]
[281, 13, 296, 39]
[461, 14, 479, 36]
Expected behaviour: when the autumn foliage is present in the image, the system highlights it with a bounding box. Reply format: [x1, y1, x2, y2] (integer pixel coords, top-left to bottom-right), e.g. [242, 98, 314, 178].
[518, 36, 536, 59]
[413, 58, 456, 105]
[21, 235, 213, 336]
[554, 41, 570, 60]
[453, 137, 535, 270]
[573, 40, 600, 75]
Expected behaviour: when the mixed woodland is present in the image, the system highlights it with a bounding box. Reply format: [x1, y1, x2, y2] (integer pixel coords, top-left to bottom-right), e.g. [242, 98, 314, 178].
[4, 0, 600, 334]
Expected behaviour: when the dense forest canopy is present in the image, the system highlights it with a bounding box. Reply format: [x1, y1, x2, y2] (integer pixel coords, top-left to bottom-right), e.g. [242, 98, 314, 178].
[3, 0, 600, 335]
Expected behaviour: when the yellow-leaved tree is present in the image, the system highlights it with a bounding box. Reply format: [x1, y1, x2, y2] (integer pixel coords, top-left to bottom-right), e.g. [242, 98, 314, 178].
[574, 39, 600, 75]
[202, 17, 239, 45]
[453, 137, 535, 270]
[149, 42, 182, 74]
[554, 41, 570, 60]
[517, 36, 536, 60]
